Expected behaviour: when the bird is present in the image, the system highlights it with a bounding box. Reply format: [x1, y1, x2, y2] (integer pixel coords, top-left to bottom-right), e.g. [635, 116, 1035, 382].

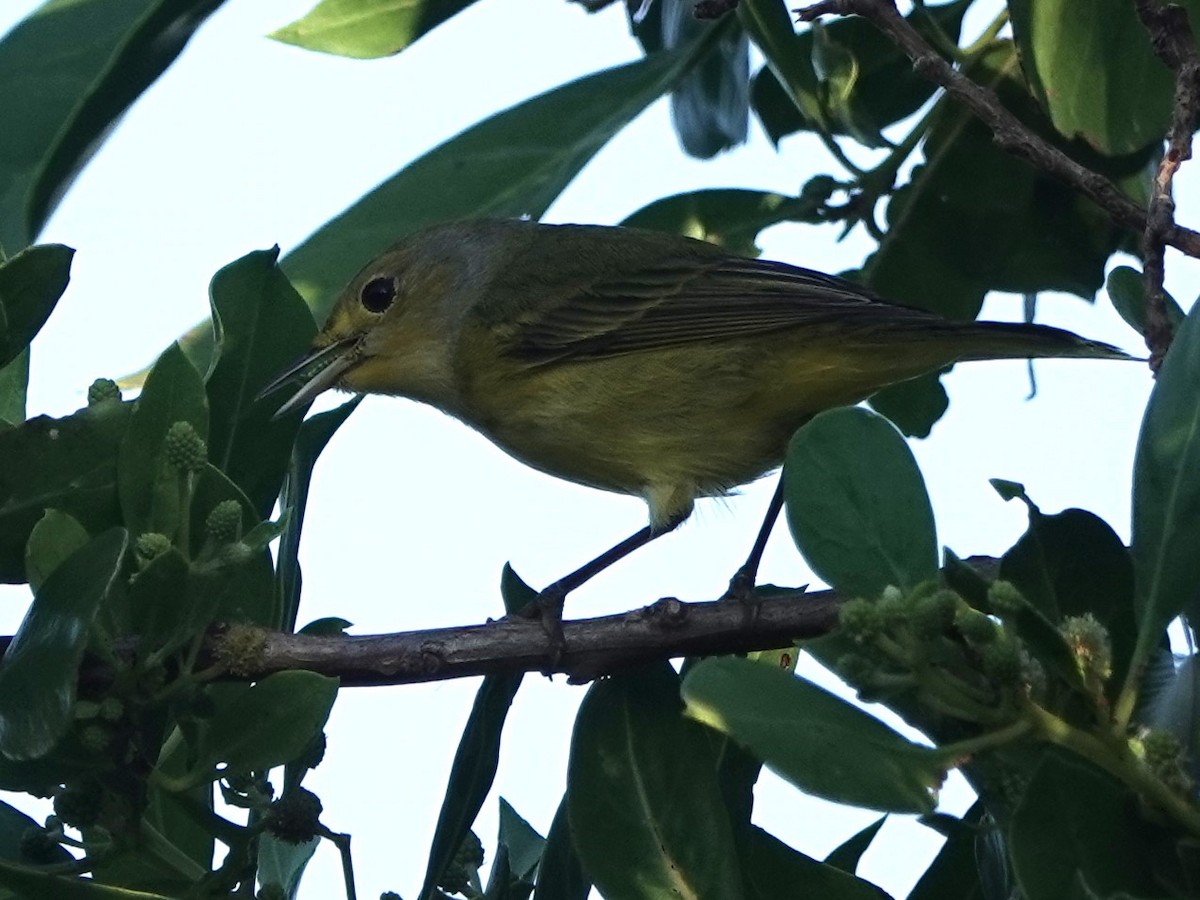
[263, 218, 1132, 635]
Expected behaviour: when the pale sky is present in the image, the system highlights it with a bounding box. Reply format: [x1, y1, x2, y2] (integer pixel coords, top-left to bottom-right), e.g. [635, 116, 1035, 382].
[0, 1, 1184, 898]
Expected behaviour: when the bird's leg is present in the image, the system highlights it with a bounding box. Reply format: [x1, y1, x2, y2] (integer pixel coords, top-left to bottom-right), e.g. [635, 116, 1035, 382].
[722, 475, 786, 618]
[521, 515, 687, 654]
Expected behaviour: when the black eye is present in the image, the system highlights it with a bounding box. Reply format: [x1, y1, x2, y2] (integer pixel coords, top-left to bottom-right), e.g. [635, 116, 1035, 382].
[360, 276, 397, 314]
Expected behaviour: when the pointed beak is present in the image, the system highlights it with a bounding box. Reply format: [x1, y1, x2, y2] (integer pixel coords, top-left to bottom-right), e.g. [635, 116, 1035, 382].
[260, 335, 361, 419]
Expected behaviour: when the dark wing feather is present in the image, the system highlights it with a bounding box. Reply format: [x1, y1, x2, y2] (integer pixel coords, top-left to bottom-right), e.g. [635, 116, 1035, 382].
[506, 254, 942, 362]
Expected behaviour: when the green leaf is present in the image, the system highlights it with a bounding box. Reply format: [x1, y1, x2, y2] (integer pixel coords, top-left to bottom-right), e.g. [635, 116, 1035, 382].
[0, 799, 71, 865]
[682, 657, 943, 813]
[0, 0, 226, 251]
[738, 0, 826, 135]
[280, 37, 716, 324]
[205, 248, 317, 518]
[118, 343, 208, 539]
[498, 798, 544, 883]
[0, 399, 130, 583]
[568, 662, 743, 900]
[0, 527, 127, 760]
[740, 825, 891, 900]
[824, 817, 885, 874]
[1132, 295, 1200, 664]
[0, 858, 177, 899]
[0, 349, 28, 425]
[531, 796, 590, 900]
[269, 0, 478, 59]
[784, 407, 937, 598]
[0, 244, 73, 368]
[190, 671, 338, 781]
[1008, 0, 1176, 155]
[620, 188, 824, 257]
[907, 802, 985, 900]
[1009, 752, 1161, 900]
[1106, 266, 1185, 339]
[499, 564, 537, 617]
[277, 397, 360, 631]
[24, 509, 88, 594]
[419, 672, 524, 900]
[125, 546, 193, 653]
[867, 373, 949, 439]
[258, 834, 318, 900]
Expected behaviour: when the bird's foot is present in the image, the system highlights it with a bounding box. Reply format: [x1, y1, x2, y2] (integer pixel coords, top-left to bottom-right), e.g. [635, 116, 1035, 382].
[513, 586, 568, 669]
[721, 565, 762, 627]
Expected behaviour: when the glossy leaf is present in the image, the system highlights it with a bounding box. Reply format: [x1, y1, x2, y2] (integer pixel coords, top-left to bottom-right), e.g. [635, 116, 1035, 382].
[1009, 752, 1160, 899]
[907, 803, 985, 900]
[0, 527, 127, 760]
[258, 834, 318, 900]
[740, 825, 891, 900]
[498, 798, 544, 883]
[868, 373, 949, 440]
[568, 662, 743, 899]
[825, 817, 885, 874]
[205, 248, 317, 517]
[531, 796, 590, 900]
[192, 671, 338, 780]
[280, 37, 715, 322]
[738, 0, 827, 134]
[277, 397, 360, 631]
[0, 0, 225, 251]
[118, 343, 209, 539]
[1107, 265, 1184, 340]
[682, 657, 943, 813]
[0, 244, 73, 368]
[419, 670, 524, 900]
[0, 349, 28, 425]
[125, 546, 192, 653]
[1008, 0, 1175, 155]
[1132, 295, 1200, 664]
[24, 509, 88, 594]
[269, 0, 478, 59]
[785, 407, 937, 598]
[620, 188, 824, 257]
[0, 398, 130, 583]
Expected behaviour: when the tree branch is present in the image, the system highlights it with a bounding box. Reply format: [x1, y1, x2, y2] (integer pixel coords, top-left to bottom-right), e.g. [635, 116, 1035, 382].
[793, 0, 1200, 262]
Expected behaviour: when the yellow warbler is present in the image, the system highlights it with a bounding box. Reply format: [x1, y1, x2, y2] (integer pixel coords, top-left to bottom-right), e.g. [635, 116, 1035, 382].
[264, 219, 1130, 622]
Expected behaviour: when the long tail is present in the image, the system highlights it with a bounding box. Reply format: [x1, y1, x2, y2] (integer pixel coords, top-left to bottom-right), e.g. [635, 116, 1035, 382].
[942, 321, 1135, 362]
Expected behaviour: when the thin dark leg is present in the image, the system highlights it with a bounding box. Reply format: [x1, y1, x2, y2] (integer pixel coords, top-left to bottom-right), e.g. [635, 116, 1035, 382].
[724, 475, 786, 602]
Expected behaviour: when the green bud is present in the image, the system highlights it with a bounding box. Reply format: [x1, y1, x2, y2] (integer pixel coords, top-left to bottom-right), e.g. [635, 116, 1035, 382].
[1019, 648, 1046, 699]
[911, 590, 959, 639]
[78, 723, 112, 754]
[440, 830, 485, 895]
[956, 609, 998, 644]
[1141, 729, 1193, 796]
[266, 789, 323, 845]
[87, 378, 121, 405]
[1060, 613, 1113, 685]
[164, 421, 207, 472]
[99, 697, 124, 723]
[205, 500, 243, 543]
[981, 637, 1023, 688]
[73, 700, 101, 721]
[987, 580, 1026, 618]
[838, 599, 881, 642]
[876, 589, 910, 630]
[135, 532, 172, 562]
[53, 783, 103, 829]
[835, 653, 876, 685]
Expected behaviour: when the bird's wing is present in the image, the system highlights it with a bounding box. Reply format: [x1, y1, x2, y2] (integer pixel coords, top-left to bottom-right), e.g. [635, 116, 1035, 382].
[501, 254, 942, 362]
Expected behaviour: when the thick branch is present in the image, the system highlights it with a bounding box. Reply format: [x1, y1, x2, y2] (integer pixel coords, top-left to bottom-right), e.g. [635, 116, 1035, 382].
[794, 0, 1200, 260]
[1135, 0, 1200, 369]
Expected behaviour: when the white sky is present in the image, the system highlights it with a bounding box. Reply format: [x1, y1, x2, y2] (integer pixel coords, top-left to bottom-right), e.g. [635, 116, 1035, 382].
[0, 1, 1188, 898]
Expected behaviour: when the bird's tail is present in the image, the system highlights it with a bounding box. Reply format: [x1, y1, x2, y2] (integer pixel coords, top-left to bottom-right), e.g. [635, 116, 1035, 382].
[944, 321, 1136, 363]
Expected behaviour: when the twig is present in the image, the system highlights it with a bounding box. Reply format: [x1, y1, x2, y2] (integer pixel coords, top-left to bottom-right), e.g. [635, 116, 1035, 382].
[1134, 0, 1200, 370]
[793, 0, 1200, 261]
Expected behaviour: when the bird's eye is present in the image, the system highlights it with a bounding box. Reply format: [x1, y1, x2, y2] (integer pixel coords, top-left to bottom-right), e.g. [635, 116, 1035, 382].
[360, 276, 397, 314]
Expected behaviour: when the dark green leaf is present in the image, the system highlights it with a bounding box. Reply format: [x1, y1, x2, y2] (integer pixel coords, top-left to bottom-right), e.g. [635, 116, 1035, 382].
[277, 397, 360, 632]
[620, 188, 825, 257]
[0, 244, 72, 368]
[907, 802, 985, 900]
[1107, 266, 1184, 339]
[499, 563, 537, 616]
[1009, 752, 1160, 900]
[140, 737, 214, 883]
[867, 373, 949, 439]
[192, 671, 338, 780]
[125, 547, 193, 653]
[0, 527, 127, 760]
[1008, 0, 1175, 155]
[785, 407, 937, 598]
[0, 799, 70, 865]
[740, 825, 891, 900]
[420, 672, 524, 900]
[0, 349, 28, 425]
[0, 0, 225, 251]
[24, 509, 88, 594]
[118, 343, 208, 539]
[1132, 295, 1200, 669]
[825, 817, 885, 873]
[682, 657, 943, 813]
[298, 617, 352, 636]
[205, 248, 317, 518]
[0, 858, 177, 899]
[738, 0, 826, 135]
[258, 834, 318, 900]
[531, 796, 590, 900]
[280, 38, 716, 325]
[0, 399, 130, 583]
[568, 662, 743, 899]
[269, 0, 478, 59]
[498, 798, 544, 883]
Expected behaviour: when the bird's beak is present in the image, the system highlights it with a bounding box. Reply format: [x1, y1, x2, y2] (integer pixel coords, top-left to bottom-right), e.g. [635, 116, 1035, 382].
[260, 335, 361, 419]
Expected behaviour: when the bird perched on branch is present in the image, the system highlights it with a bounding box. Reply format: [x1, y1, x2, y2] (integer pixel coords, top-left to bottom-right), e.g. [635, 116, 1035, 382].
[264, 218, 1131, 637]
